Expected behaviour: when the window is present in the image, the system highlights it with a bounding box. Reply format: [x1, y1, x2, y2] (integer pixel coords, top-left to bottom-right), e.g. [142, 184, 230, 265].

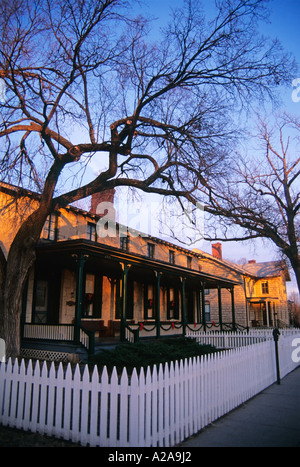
[187, 256, 192, 269]
[169, 250, 175, 264]
[87, 222, 96, 242]
[83, 273, 102, 318]
[147, 243, 155, 259]
[144, 283, 155, 319]
[262, 281, 269, 294]
[42, 213, 57, 241]
[120, 236, 129, 251]
[205, 302, 211, 322]
[84, 273, 95, 317]
[167, 286, 179, 320]
[34, 280, 48, 323]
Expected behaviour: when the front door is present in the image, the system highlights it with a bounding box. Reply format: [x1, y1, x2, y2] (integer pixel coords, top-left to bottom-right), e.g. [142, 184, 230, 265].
[32, 271, 61, 324]
[34, 280, 49, 323]
[250, 303, 262, 326]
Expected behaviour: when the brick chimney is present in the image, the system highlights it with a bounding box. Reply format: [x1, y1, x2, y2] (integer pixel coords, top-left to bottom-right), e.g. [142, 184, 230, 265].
[212, 242, 222, 260]
[248, 259, 256, 264]
[90, 189, 115, 218]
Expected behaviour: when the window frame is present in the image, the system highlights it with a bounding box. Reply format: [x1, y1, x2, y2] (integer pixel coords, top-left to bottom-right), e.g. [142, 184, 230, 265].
[120, 235, 129, 252]
[261, 281, 269, 295]
[147, 243, 155, 259]
[144, 282, 155, 319]
[205, 302, 211, 322]
[42, 213, 58, 241]
[169, 250, 175, 264]
[87, 222, 97, 242]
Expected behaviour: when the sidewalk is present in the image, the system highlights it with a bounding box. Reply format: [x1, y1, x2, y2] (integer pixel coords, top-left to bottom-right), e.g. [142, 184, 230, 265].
[180, 367, 300, 448]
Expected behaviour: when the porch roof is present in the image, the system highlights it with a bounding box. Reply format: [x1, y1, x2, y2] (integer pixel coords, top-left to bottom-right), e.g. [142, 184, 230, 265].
[36, 239, 240, 289]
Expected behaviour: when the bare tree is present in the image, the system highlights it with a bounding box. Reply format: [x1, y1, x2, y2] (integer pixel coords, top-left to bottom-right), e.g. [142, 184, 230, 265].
[0, 0, 296, 357]
[203, 113, 300, 294]
[289, 291, 300, 326]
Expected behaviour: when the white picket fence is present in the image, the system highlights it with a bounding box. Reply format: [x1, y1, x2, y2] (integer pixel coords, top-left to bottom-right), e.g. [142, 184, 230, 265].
[0, 332, 299, 447]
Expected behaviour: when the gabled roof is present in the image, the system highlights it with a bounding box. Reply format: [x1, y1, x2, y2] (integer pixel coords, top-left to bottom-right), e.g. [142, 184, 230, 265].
[242, 261, 291, 281]
[192, 248, 248, 276]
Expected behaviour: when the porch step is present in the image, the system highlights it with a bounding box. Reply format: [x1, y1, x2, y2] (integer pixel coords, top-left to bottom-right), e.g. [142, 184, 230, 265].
[93, 337, 124, 354]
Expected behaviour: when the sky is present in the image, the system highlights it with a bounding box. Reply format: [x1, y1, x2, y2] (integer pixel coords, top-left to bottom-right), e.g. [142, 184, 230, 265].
[87, 0, 300, 294]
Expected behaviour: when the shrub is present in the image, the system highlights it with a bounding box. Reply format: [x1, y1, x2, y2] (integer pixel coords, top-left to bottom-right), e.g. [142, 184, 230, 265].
[89, 337, 217, 374]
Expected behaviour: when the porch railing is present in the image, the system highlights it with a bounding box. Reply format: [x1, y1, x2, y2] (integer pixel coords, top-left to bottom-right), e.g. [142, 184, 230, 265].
[124, 321, 246, 343]
[22, 323, 94, 355]
[185, 322, 248, 332]
[80, 326, 95, 355]
[125, 321, 184, 343]
[125, 321, 299, 345]
[23, 324, 74, 341]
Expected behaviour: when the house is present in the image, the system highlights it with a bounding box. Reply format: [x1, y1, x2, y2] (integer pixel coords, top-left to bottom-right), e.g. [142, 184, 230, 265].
[0, 182, 291, 361]
[193, 245, 290, 329]
[243, 260, 290, 327]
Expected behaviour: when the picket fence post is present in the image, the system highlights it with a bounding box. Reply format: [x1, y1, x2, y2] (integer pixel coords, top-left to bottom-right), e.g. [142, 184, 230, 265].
[118, 367, 129, 447]
[129, 368, 139, 446]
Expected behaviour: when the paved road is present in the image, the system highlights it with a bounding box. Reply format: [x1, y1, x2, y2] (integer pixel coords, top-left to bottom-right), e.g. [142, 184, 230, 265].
[180, 366, 300, 447]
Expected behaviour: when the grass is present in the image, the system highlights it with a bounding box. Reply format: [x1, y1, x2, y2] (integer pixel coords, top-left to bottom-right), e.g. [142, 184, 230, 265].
[89, 337, 218, 375]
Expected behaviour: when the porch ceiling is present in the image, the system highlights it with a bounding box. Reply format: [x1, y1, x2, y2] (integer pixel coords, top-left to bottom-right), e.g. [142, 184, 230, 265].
[36, 239, 239, 289]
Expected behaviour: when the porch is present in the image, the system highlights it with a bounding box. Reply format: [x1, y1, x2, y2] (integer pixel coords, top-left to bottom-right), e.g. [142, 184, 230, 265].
[248, 300, 284, 328]
[20, 321, 244, 363]
[21, 239, 241, 361]
[20, 324, 119, 363]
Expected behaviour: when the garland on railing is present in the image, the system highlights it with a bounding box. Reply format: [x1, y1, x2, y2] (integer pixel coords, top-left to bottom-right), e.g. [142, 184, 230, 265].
[138, 323, 156, 332]
[160, 322, 182, 331]
[186, 321, 218, 332]
[127, 322, 184, 333]
[126, 322, 183, 334]
[125, 321, 248, 338]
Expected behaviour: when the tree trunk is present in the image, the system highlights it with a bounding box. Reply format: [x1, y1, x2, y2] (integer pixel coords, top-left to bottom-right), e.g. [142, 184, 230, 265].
[3, 247, 36, 359]
[291, 258, 300, 297]
[0, 160, 65, 359]
[0, 247, 7, 343]
[2, 208, 49, 359]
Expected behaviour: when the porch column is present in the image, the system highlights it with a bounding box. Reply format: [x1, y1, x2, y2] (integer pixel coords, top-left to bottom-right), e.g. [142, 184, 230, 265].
[267, 302, 271, 327]
[218, 286, 223, 331]
[120, 263, 131, 341]
[196, 290, 201, 323]
[155, 271, 162, 339]
[21, 275, 29, 339]
[230, 287, 236, 331]
[74, 253, 88, 344]
[201, 282, 207, 332]
[181, 277, 187, 336]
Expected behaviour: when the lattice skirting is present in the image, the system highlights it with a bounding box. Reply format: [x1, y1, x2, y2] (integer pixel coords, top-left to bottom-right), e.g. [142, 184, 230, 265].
[20, 348, 79, 363]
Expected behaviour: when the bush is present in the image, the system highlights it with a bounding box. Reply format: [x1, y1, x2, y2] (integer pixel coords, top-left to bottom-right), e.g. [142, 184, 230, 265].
[89, 337, 217, 374]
